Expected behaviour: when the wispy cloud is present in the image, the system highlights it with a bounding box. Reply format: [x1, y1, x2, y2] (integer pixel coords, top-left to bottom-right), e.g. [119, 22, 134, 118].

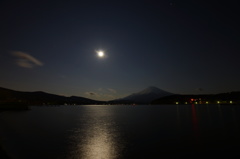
[98, 88, 103, 91]
[85, 89, 117, 101]
[107, 88, 117, 94]
[104, 94, 115, 99]
[85, 92, 99, 97]
[11, 51, 43, 68]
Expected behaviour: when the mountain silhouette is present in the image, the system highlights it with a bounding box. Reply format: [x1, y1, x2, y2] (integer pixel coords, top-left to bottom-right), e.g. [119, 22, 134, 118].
[112, 86, 174, 104]
[0, 87, 102, 105]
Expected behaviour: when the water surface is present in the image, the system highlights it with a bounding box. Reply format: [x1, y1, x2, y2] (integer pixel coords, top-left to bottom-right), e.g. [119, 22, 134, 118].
[0, 105, 240, 158]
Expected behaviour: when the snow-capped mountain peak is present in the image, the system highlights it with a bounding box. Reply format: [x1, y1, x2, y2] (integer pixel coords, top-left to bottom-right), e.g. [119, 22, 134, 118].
[114, 86, 173, 104]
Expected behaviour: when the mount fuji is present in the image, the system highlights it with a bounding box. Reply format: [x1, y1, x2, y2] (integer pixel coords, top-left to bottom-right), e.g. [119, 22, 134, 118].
[112, 86, 174, 104]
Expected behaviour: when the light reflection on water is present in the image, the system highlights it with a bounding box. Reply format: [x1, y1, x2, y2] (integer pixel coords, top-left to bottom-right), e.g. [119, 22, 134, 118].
[68, 106, 122, 159]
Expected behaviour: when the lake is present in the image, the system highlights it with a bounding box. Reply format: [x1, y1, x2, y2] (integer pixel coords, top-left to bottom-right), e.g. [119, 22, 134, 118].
[0, 105, 240, 159]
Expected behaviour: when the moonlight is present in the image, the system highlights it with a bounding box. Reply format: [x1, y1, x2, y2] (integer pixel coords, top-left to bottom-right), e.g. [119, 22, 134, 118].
[96, 50, 105, 58]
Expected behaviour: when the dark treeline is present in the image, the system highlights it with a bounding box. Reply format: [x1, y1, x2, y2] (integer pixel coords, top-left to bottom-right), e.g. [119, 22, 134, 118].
[0, 87, 104, 107]
[152, 92, 240, 105]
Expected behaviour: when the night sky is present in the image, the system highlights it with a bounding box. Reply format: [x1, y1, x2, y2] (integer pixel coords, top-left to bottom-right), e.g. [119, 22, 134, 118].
[1, 0, 240, 101]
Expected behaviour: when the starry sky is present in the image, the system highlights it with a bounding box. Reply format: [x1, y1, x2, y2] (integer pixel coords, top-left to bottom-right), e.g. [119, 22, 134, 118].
[0, 0, 240, 101]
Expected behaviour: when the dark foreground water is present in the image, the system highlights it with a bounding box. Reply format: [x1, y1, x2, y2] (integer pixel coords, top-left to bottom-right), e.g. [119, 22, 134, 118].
[0, 105, 240, 159]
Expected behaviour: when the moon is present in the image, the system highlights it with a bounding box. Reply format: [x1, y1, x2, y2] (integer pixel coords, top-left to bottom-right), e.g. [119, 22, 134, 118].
[96, 50, 105, 58]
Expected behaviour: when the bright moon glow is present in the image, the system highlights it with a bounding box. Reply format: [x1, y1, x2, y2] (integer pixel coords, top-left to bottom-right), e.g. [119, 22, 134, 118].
[97, 50, 105, 58]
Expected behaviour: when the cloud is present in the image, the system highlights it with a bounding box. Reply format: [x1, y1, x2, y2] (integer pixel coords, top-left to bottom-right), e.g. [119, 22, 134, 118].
[104, 94, 115, 99]
[85, 88, 118, 100]
[11, 51, 43, 68]
[107, 88, 117, 94]
[85, 90, 116, 101]
[85, 92, 99, 96]
[98, 88, 103, 91]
